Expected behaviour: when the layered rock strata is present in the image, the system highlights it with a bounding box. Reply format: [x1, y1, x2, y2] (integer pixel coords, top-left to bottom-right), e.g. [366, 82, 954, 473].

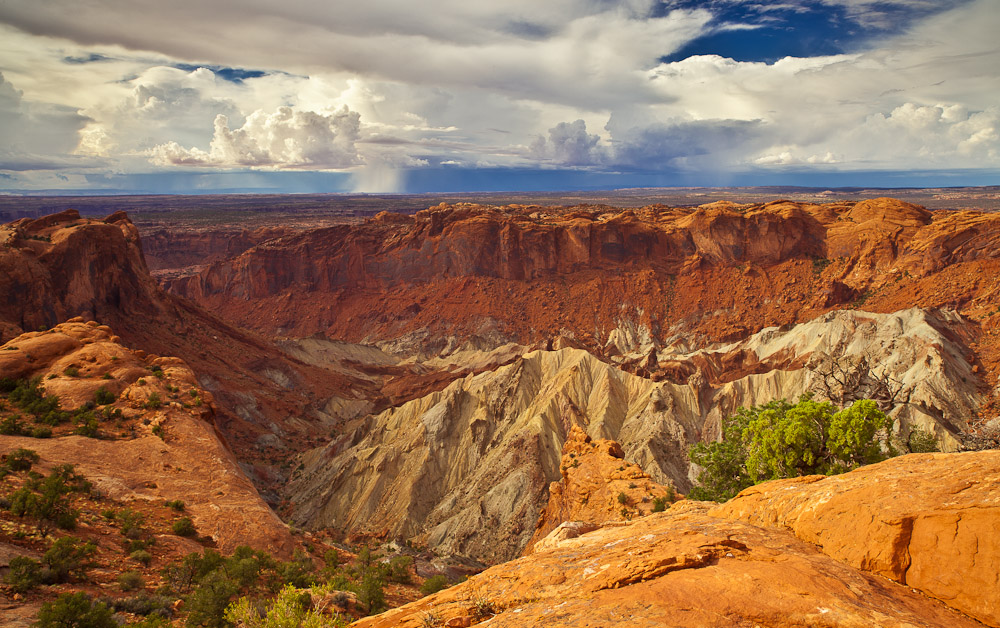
[286, 306, 979, 563]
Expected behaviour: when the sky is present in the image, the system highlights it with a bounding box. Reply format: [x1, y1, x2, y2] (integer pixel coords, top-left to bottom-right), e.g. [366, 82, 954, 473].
[0, 0, 997, 194]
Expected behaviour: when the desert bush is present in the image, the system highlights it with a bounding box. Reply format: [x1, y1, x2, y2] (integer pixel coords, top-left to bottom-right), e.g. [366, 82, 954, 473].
[388, 555, 413, 584]
[7, 464, 89, 530]
[145, 392, 162, 409]
[908, 428, 940, 453]
[420, 574, 449, 595]
[4, 447, 39, 472]
[74, 413, 100, 438]
[31, 426, 53, 438]
[165, 499, 186, 511]
[225, 583, 344, 628]
[42, 536, 97, 583]
[63, 366, 80, 378]
[689, 395, 897, 502]
[0, 414, 27, 436]
[651, 496, 668, 512]
[107, 593, 173, 618]
[4, 555, 43, 592]
[276, 549, 315, 588]
[616, 491, 628, 505]
[119, 569, 146, 591]
[173, 516, 197, 537]
[94, 387, 116, 405]
[131, 549, 153, 566]
[36, 593, 115, 628]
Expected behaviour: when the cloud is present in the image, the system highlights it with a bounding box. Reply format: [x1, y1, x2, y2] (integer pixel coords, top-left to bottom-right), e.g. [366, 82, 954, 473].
[149, 105, 362, 169]
[0, 0, 998, 191]
[610, 117, 767, 169]
[530, 120, 606, 166]
[0, 72, 94, 170]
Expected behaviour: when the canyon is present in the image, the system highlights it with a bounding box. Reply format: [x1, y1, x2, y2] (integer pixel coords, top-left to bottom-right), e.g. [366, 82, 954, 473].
[0, 193, 998, 626]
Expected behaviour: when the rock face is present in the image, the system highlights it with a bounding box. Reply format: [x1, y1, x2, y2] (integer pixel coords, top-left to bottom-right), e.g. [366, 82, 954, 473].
[0, 210, 371, 490]
[526, 423, 676, 554]
[711, 450, 1000, 627]
[353, 501, 985, 628]
[141, 226, 294, 274]
[0, 321, 295, 556]
[286, 306, 979, 563]
[351, 451, 999, 628]
[163, 197, 1000, 438]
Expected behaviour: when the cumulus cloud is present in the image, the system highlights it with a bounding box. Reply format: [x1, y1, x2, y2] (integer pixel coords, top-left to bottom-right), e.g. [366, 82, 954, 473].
[530, 120, 606, 166]
[0, 0, 998, 190]
[149, 106, 362, 168]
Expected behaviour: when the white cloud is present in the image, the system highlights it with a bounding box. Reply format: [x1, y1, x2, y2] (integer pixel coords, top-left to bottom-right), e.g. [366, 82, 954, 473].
[149, 106, 361, 169]
[0, 0, 997, 188]
[530, 120, 606, 166]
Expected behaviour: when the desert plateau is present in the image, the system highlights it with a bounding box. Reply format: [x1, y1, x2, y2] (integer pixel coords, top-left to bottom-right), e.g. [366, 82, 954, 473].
[2, 0, 999, 625]
[0, 190, 997, 627]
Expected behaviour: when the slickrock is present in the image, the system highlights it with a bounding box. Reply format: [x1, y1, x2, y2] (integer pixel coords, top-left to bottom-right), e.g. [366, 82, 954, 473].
[351, 501, 983, 628]
[526, 423, 675, 554]
[286, 307, 978, 562]
[711, 450, 1000, 626]
[0, 321, 295, 557]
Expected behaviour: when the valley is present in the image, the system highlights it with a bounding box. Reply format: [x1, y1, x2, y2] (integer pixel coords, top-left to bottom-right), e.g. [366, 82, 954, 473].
[0, 190, 998, 627]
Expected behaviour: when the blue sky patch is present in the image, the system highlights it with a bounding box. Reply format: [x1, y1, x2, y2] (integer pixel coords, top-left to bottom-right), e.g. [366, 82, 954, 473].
[171, 64, 268, 84]
[660, 1, 966, 64]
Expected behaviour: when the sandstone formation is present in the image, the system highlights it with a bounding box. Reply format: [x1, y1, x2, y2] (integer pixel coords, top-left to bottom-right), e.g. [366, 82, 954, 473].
[352, 501, 984, 628]
[0, 320, 295, 556]
[163, 198, 1000, 441]
[712, 450, 1000, 626]
[526, 423, 676, 554]
[286, 306, 978, 563]
[0, 210, 373, 491]
[141, 225, 294, 275]
[351, 449, 999, 628]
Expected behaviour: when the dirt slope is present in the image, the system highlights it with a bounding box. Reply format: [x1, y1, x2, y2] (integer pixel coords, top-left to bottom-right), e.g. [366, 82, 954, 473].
[0, 320, 294, 556]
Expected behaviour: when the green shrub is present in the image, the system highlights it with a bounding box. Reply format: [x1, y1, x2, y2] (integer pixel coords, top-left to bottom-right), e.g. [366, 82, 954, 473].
[74, 414, 100, 438]
[419, 574, 449, 595]
[130, 549, 153, 566]
[908, 428, 940, 453]
[388, 555, 413, 584]
[689, 396, 897, 502]
[145, 392, 162, 409]
[117, 507, 149, 540]
[651, 496, 668, 513]
[7, 465, 88, 531]
[119, 569, 146, 591]
[106, 593, 173, 618]
[4, 555, 42, 592]
[36, 593, 115, 628]
[31, 426, 53, 438]
[94, 387, 116, 405]
[0, 414, 27, 435]
[276, 549, 314, 588]
[165, 499, 186, 511]
[616, 491, 628, 505]
[63, 366, 80, 378]
[172, 517, 197, 537]
[43, 536, 97, 583]
[184, 570, 240, 628]
[4, 447, 39, 472]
